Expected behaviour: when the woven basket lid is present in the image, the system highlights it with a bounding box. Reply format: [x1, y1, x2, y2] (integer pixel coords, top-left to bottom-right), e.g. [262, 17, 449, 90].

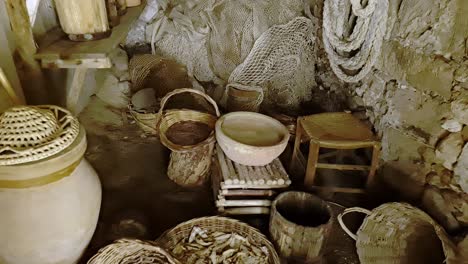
[0, 105, 80, 165]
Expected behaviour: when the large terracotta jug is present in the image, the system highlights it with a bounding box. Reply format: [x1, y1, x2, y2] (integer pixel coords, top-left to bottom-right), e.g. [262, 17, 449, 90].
[0, 105, 102, 264]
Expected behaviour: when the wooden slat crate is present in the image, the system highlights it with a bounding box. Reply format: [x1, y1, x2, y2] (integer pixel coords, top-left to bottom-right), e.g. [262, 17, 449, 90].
[212, 144, 291, 215]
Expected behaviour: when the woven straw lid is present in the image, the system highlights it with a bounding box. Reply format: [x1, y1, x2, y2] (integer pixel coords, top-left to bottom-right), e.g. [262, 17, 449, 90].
[0, 105, 80, 165]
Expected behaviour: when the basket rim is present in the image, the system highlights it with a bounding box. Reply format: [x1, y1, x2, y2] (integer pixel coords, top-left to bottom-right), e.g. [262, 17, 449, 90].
[272, 191, 334, 230]
[155, 216, 281, 263]
[159, 109, 217, 151]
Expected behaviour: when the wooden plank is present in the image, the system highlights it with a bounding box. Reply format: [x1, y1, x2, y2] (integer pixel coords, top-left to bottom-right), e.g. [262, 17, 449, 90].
[34, 2, 145, 64]
[220, 189, 276, 197]
[0, 68, 23, 105]
[66, 68, 88, 114]
[0, 6, 24, 109]
[216, 199, 272, 207]
[5, 0, 47, 103]
[219, 207, 270, 215]
[220, 182, 289, 190]
[216, 145, 233, 185]
[40, 57, 112, 69]
[316, 163, 371, 171]
[225, 156, 239, 185]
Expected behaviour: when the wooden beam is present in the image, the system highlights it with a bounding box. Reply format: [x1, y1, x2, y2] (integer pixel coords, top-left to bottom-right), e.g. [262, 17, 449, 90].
[0, 3, 25, 109]
[0, 68, 24, 105]
[5, 0, 47, 104]
[66, 68, 88, 114]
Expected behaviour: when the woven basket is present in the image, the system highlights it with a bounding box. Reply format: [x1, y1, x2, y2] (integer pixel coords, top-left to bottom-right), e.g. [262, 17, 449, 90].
[128, 55, 165, 135]
[158, 88, 220, 151]
[88, 238, 180, 264]
[338, 203, 458, 264]
[128, 104, 160, 135]
[0, 105, 80, 165]
[226, 83, 263, 112]
[156, 216, 281, 264]
[158, 88, 220, 186]
[129, 55, 164, 92]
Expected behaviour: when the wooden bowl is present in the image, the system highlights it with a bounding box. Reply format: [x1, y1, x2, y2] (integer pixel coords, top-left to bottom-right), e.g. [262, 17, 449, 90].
[216, 112, 289, 166]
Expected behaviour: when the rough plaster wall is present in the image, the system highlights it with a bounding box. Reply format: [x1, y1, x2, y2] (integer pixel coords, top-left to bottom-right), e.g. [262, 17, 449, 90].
[343, 0, 468, 232]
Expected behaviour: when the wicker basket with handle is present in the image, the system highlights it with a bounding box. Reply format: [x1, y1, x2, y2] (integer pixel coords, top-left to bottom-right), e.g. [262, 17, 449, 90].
[338, 203, 458, 264]
[88, 238, 180, 264]
[128, 55, 164, 135]
[156, 216, 281, 264]
[157, 88, 220, 186]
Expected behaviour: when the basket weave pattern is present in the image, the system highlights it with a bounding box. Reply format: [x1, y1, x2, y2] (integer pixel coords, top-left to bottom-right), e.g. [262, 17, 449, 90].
[88, 239, 180, 264]
[155, 216, 281, 264]
[129, 55, 163, 92]
[338, 203, 458, 264]
[158, 88, 220, 151]
[0, 105, 79, 165]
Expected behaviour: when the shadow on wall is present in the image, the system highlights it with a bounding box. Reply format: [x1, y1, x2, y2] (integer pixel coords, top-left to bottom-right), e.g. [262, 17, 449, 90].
[379, 161, 427, 203]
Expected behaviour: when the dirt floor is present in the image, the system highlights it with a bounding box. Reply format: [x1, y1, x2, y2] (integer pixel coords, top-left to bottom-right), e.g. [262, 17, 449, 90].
[78, 97, 362, 263]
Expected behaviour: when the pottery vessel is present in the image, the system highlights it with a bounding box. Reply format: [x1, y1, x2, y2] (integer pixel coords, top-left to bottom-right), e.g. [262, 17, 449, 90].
[0, 106, 102, 264]
[216, 111, 289, 166]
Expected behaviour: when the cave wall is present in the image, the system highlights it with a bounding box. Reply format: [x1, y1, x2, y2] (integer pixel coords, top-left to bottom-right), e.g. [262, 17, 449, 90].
[345, 0, 468, 231]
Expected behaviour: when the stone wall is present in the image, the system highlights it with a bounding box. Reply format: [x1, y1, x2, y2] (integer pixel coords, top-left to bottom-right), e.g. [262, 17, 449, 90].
[346, 0, 468, 232]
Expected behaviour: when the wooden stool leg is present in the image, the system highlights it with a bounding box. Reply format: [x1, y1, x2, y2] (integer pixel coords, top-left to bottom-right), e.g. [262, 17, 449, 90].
[366, 143, 381, 187]
[291, 118, 303, 170]
[304, 140, 320, 188]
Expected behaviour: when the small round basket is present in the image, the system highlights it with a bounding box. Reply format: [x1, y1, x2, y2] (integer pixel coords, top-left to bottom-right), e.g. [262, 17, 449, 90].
[156, 216, 281, 264]
[88, 238, 180, 264]
[338, 202, 458, 264]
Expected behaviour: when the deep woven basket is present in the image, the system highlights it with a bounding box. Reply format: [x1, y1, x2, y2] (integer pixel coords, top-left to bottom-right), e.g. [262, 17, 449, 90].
[87, 238, 180, 264]
[157, 88, 220, 152]
[155, 216, 281, 264]
[338, 203, 458, 264]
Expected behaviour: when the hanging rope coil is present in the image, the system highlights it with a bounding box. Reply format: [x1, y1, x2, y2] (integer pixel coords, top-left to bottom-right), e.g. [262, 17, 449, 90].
[323, 0, 389, 82]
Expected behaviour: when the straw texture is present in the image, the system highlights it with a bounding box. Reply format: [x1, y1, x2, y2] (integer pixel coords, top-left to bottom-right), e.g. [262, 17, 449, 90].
[0, 105, 79, 165]
[88, 239, 180, 264]
[158, 88, 219, 152]
[338, 202, 458, 264]
[156, 216, 281, 264]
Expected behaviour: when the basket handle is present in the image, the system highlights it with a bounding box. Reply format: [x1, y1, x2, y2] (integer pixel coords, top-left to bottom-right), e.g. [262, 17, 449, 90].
[337, 207, 372, 241]
[158, 88, 220, 117]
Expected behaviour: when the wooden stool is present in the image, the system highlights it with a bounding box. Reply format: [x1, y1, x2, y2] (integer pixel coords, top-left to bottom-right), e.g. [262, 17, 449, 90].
[291, 112, 380, 193]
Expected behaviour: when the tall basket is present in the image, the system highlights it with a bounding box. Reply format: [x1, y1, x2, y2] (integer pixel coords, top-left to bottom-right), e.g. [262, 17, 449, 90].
[338, 203, 458, 264]
[157, 88, 220, 187]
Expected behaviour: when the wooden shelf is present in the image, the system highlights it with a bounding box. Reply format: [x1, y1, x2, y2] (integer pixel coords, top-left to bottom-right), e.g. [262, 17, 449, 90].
[34, 2, 145, 69]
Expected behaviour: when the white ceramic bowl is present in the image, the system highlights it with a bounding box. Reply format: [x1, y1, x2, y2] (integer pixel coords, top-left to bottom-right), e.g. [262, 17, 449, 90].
[216, 112, 290, 166]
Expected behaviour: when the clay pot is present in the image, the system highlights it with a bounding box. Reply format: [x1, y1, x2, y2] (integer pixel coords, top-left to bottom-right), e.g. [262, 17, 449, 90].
[0, 106, 102, 264]
[216, 112, 289, 166]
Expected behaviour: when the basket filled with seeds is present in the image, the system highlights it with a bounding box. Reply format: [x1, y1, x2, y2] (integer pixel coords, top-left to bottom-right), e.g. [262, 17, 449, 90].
[156, 216, 280, 264]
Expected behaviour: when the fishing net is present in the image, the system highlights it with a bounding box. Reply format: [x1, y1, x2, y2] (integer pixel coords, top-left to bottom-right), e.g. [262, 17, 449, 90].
[228, 17, 316, 112]
[145, 0, 315, 111]
[146, 0, 304, 82]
